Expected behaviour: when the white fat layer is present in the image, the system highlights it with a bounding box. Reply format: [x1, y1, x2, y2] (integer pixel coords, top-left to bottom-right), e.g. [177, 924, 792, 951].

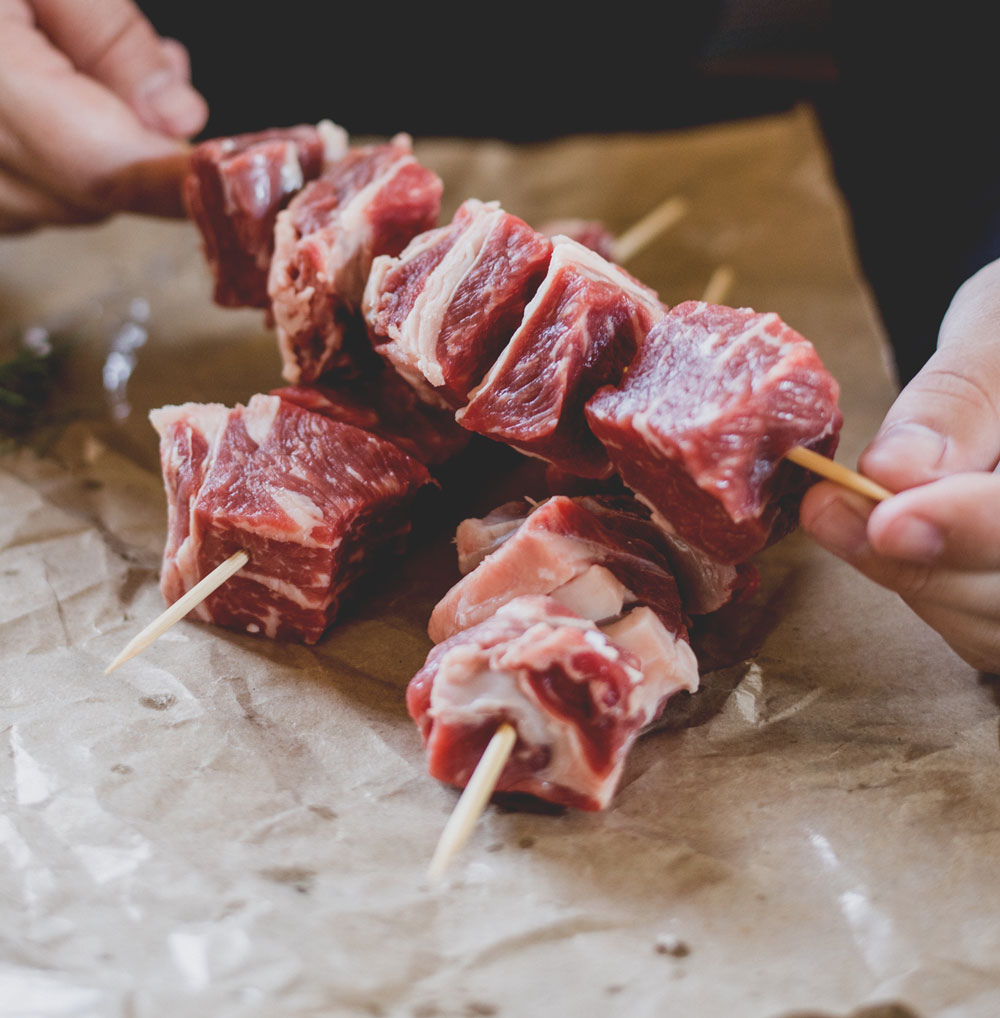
[601, 607, 701, 714]
[317, 120, 350, 164]
[550, 565, 628, 621]
[403, 200, 501, 388]
[243, 394, 282, 448]
[279, 144, 304, 196]
[149, 402, 230, 447]
[271, 487, 326, 536]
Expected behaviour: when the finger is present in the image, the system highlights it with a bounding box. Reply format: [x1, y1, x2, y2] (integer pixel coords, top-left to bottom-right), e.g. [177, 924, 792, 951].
[867, 472, 1000, 570]
[0, 15, 191, 218]
[859, 258, 1000, 490]
[30, 0, 207, 137]
[801, 480, 1000, 610]
[0, 166, 101, 232]
[905, 600, 1000, 674]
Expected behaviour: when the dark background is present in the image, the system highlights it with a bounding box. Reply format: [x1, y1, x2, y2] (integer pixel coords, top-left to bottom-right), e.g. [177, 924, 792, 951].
[137, 1, 1000, 386]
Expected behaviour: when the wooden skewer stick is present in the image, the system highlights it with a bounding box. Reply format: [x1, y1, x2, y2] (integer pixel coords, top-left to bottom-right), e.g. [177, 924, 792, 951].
[700, 263, 735, 306]
[611, 195, 689, 265]
[427, 722, 517, 881]
[104, 549, 250, 674]
[784, 446, 892, 502]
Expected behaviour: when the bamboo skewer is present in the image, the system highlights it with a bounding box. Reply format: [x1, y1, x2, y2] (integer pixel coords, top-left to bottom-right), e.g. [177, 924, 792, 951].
[700, 263, 735, 305]
[104, 549, 250, 674]
[784, 445, 892, 502]
[426, 722, 517, 881]
[611, 195, 689, 265]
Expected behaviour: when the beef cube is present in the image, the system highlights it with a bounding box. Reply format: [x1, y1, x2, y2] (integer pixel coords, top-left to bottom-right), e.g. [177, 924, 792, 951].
[150, 393, 431, 644]
[363, 198, 554, 407]
[456, 236, 666, 478]
[269, 133, 443, 383]
[585, 301, 843, 563]
[183, 122, 348, 308]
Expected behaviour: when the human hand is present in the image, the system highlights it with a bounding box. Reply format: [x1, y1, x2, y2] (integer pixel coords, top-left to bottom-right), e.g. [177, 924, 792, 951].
[0, 0, 208, 232]
[800, 257, 1000, 673]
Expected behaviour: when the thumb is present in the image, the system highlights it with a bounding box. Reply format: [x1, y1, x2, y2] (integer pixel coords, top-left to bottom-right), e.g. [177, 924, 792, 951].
[859, 257, 1000, 491]
[30, 0, 207, 138]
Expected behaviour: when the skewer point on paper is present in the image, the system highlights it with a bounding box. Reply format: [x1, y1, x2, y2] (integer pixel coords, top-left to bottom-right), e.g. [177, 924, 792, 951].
[427, 722, 517, 882]
[104, 549, 250, 674]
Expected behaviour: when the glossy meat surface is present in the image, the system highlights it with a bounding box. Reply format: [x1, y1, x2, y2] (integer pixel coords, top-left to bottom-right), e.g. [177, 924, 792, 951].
[364, 199, 553, 406]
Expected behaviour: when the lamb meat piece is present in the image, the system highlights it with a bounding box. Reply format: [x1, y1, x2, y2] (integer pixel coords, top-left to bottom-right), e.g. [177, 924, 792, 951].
[150, 393, 432, 644]
[271, 361, 471, 467]
[429, 494, 688, 644]
[537, 218, 616, 260]
[455, 493, 755, 616]
[456, 236, 666, 478]
[363, 198, 554, 407]
[183, 121, 348, 308]
[269, 133, 443, 383]
[585, 301, 843, 563]
[407, 594, 698, 810]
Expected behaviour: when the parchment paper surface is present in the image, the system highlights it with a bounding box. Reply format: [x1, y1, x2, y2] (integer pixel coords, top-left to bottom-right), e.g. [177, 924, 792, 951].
[1, 106, 998, 1018]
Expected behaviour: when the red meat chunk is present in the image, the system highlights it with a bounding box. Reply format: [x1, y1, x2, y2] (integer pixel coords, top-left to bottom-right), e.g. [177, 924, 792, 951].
[407, 595, 698, 811]
[183, 122, 348, 308]
[585, 301, 843, 563]
[456, 236, 666, 478]
[363, 198, 554, 407]
[150, 394, 432, 644]
[272, 362, 471, 467]
[268, 133, 443, 383]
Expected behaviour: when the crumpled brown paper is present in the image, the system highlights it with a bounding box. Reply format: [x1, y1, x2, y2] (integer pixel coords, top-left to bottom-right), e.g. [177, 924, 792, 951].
[2, 106, 998, 1018]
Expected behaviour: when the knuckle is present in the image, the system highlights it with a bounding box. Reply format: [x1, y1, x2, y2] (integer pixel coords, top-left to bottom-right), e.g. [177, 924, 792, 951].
[75, 6, 148, 75]
[913, 363, 1000, 429]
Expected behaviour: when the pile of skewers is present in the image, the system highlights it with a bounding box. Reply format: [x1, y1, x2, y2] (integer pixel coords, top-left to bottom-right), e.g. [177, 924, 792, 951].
[106, 120, 893, 879]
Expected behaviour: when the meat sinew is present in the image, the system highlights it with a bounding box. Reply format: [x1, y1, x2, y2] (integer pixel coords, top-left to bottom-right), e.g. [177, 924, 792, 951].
[183, 121, 348, 308]
[269, 133, 443, 384]
[407, 594, 698, 811]
[150, 393, 432, 644]
[363, 198, 554, 407]
[456, 236, 667, 478]
[585, 301, 843, 563]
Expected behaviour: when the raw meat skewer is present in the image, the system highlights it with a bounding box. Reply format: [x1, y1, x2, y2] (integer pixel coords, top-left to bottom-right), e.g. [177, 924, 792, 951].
[104, 394, 433, 671]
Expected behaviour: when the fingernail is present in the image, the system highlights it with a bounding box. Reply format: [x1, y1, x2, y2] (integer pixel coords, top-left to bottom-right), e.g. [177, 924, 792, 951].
[807, 493, 871, 559]
[866, 422, 947, 474]
[135, 71, 208, 137]
[877, 514, 945, 563]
